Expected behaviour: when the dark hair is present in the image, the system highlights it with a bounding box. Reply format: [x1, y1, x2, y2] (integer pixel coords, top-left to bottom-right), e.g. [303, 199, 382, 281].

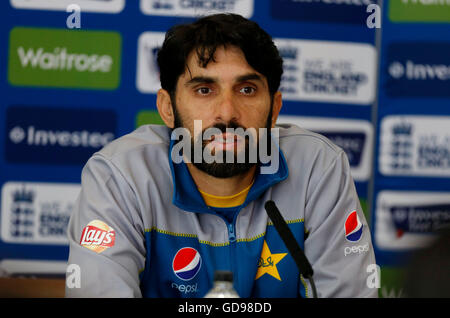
[157, 13, 283, 97]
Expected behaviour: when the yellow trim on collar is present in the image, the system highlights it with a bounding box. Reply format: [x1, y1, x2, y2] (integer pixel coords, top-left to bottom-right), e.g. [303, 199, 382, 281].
[198, 180, 254, 208]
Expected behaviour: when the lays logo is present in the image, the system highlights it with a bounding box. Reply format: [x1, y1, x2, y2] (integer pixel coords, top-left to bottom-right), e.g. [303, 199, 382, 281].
[80, 220, 115, 253]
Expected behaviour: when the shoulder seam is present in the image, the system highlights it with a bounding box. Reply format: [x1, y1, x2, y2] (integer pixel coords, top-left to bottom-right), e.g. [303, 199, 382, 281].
[279, 131, 341, 155]
[98, 138, 169, 162]
[89, 152, 140, 211]
[305, 150, 347, 210]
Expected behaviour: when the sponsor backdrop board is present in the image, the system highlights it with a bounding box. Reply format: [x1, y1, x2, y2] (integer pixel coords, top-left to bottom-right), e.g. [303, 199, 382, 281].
[0, 0, 376, 279]
[369, 0, 450, 297]
[2, 0, 446, 298]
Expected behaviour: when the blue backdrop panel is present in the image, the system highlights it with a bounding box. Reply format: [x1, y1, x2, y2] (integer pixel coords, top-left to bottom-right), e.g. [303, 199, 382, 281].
[1, 0, 377, 278]
[370, 0, 450, 269]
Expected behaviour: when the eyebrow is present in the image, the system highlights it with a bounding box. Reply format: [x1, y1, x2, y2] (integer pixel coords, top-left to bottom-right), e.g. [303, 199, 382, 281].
[184, 76, 216, 87]
[184, 73, 265, 87]
[236, 73, 264, 84]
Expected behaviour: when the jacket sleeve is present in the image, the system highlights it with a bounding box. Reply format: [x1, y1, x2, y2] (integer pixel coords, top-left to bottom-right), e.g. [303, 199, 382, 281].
[65, 154, 146, 297]
[303, 150, 378, 298]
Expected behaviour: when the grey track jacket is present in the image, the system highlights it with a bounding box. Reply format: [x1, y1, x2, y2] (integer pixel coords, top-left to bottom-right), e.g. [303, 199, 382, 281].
[66, 123, 378, 298]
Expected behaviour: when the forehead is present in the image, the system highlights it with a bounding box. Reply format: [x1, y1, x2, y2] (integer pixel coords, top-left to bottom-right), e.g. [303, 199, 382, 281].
[181, 45, 264, 82]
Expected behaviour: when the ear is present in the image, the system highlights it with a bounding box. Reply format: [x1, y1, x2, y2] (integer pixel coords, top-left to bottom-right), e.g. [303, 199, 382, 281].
[270, 91, 283, 128]
[156, 89, 175, 128]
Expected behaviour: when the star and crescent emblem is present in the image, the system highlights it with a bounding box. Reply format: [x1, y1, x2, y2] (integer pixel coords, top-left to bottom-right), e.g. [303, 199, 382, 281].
[255, 240, 287, 281]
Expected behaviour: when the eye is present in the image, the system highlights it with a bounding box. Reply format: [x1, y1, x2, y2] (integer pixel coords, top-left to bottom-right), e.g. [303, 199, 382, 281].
[196, 87, 212, 95]
[239, 86, 256, 95]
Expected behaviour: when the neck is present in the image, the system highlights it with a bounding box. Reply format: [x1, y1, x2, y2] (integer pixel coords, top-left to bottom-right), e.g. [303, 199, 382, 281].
[186, 163, 257, 197]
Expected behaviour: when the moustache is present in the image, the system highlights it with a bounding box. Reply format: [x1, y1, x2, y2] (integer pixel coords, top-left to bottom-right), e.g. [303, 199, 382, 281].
[199, 121, 248, 145]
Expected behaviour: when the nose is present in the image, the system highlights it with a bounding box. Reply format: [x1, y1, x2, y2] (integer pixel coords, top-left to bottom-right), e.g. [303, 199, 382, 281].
[214, 90, 240, 125]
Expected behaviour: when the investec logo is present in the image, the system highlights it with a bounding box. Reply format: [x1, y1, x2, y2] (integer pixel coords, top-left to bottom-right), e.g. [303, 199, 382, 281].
[8, 27, 122, 90]
[9, 126, 114, 148]
[5, 106, 116, 165]
[389, 60, 450, 81]
[386, 42, 450, 97]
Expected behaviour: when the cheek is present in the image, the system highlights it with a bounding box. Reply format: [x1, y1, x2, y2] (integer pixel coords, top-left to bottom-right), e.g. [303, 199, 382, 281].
[245, 106, 272, 128]
[173, 107, 204, 141]
[175, 99, 218, 132]
[175, 94, 210, 122]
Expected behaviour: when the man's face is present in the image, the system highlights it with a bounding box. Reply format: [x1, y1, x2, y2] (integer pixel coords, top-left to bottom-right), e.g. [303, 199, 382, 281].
[170, 46, 280, 178]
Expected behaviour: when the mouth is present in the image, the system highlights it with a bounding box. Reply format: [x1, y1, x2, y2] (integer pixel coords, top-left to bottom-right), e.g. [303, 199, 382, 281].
[206, 132, 242, 151]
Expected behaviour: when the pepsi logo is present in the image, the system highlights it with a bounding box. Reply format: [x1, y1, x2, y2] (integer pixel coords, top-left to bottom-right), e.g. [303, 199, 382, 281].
[345, 211, 363, 242]
[172, 247, 202, 281]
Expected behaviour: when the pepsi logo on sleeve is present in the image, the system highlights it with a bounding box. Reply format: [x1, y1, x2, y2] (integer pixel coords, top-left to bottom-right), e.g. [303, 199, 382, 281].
[344, 211, 363, 242]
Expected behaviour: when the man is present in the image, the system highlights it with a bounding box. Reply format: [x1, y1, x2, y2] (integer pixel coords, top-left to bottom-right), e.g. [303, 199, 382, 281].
[66, 13, 377, 298]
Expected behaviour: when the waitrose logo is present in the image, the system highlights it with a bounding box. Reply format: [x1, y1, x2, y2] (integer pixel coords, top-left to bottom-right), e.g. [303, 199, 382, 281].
[8, 27, 121, 90]
[17, 47, 113, 72]
[390, 0, 450, 22]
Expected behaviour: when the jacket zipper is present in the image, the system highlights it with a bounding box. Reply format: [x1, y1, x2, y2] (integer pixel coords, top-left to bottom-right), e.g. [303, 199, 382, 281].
[208, 205, 240, 294]
[227, 222, 236, 243]
[228, 214, 239, 294]
[215, 214, 238, 293]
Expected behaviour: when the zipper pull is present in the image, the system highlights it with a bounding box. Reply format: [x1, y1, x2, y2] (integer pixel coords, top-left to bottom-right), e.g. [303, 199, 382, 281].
[228, 223, 236, 243]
